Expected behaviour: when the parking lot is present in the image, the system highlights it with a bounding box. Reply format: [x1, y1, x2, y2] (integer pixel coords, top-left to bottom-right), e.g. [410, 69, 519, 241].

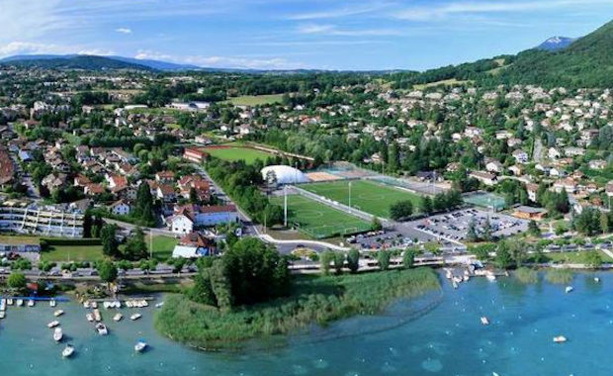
[405, 208, 529, 242]
[346, 229, 465, 254]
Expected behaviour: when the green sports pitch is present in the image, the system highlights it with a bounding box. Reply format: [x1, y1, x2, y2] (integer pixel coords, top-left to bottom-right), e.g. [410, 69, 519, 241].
[203, 145, 272, 165]
[301, 180, 423, 219]
[270, 194, 372, 239]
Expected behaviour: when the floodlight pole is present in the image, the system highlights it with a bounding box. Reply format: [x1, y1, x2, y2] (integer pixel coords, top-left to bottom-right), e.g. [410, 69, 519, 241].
[284, 185, 288, 228]
[349, 181, 352, 208]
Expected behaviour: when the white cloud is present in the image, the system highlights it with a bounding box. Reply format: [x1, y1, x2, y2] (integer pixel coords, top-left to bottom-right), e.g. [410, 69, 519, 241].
[286, 3, 391, 20]
[135, 50, 307, 70]
[297, 23, 401, 37]
[115, 27, 132, 34]
[0, 41, 114, 57]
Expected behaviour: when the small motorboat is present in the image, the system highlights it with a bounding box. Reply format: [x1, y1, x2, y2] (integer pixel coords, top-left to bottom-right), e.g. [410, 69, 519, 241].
[0, 311, 5, 319]
[83, 301, 90, 309]
[62, 344, 75, 358]
[95, 323, 108, 336]
[93, 309, 102, 322]
[50, 300, 57, 308]
[113, 313, 123, 322]
[565, 286, 574, 294]
[155, 302, 164, 308]
[54, 328, 63, 342]
[7, 298, 13, 306]
[91, 301, 98, 309]
[595, 277, 600, 283]
[134, 340, 147, 353]
[54, 310, 64, 317]
[86, 313, 94, 322]
[553, 335, 567, 343]
[27, 299, 35, 307]
[480, 316, 490, 325]
[48, 320, 60, 328]
[130, 313, 142, 321]
[486, 274, 497, 282]
[16, 299, 23, 307]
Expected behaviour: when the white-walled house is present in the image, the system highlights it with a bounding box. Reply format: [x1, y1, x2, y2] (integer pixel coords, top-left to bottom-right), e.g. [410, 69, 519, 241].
[167, 204, 238, 234]
[109, 200, 131, 216]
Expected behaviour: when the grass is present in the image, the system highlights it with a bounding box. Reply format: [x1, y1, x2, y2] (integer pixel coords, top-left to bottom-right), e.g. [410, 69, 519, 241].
[270, 194, 372, 239]
[204, 146, 272, 165]
[301, 180, 423, 219]
[148, 235, 179, 261]
[543, 251, 613, 264]
[223, 94, 284, 106]
[41, 245, 105, 262]
[154, 267, 440, 351]
[514, 267, 539, 284]
[413, 79, 473, 90]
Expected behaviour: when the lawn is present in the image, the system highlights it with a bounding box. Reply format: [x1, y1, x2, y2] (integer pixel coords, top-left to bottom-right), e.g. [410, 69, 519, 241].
[413, 79, 473, 90]
[204, 146, 272, 164]
[223, 94, 284, 106]
[270, 194, 372, 239]
[301, 180, 423, 219]
[148, 235, 179, 261]
[41, 245, 105, 262]
[543, 251, 613, 264]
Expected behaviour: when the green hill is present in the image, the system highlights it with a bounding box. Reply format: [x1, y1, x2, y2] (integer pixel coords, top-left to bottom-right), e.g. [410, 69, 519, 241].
[0, 55, 152, 71]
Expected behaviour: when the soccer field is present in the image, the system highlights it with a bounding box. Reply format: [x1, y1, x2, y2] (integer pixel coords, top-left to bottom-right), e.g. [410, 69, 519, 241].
[270, 194, 372, 239]
[301, 180, 423, 219]
[203, 146, 272, 164]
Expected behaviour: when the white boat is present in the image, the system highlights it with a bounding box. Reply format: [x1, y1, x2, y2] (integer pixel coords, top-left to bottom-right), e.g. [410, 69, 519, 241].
[130, 313, 142, 321]
[0, 311, 5, 319]
[62, 344, 75, 358]
[91, 301, 98, 309]
[595, 277, 600, 283]
[565, 286, 574, 293]
[486, 274, 497, 282]
[54, 328, 63, 342]
[50, 300, 57, 308]
[113, 313, 123, 322]
[114, 301, 122, 308]
[0, 298, 6, 311]
[83, 301, 90, 309]
[126, 300, 133, 308]
[141, 300, 149, 307]
[134, 340, 147, 353]
[48, 320, 60, 328]
[27, 299, 35, 307]
[155, 302, 164, 308]
[463, 275, 470, 282]
[553, 335, 567, 343]
[95, 323, 109, 336]
[480, 316, 490, 325]
[54, 310, 64, 317]
[86, 313, 94, 322]
[7, 298, 13, 306]
[16, 299, 23, 307]
[93, 309, 102, 322]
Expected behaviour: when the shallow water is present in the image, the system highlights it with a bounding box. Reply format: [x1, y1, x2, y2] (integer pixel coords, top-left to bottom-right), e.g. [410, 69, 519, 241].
[1, 273, 611, 375]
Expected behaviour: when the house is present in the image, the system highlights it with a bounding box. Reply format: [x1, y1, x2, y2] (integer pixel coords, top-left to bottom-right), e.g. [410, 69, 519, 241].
[508, 165, 523, 176]
[548, 148, 561, 159]
[168, 212, 194, 234]
[589, 159, 607, 170]
[564, 147, 585, 157]
[42, 173, 67, 191]
[553, 178, 577, 194]
[512, 150, 529, 164]
[155, 171, 175, 183]
[74, 175, 92, 188]
[109, 200, 131, 216]
[495, 130, 513, 140]
[526, 183, 539, 203]
[157, 185, 177, 202]
[512, 206, 548, 221]
[485, 160, 504, 174]
[107, 174, 128, 189]
[469, 171, 498, 186]
[171, 231, 216, 258]
[183, 147, 208, 163]
[84, 184, 106, 196]
[168, 204, 238, 233]
[111, 185, 137, 201]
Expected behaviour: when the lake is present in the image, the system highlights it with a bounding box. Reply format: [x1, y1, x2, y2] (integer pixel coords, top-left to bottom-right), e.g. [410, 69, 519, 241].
[0, 272, 611, 375]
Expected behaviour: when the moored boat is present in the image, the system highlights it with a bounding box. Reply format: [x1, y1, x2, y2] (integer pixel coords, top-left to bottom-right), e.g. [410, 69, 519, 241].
[93, 309, 102, 322]
[16, 299, 23, 307]
[480, 316, 490, 325]
[50, 299, 57, 308]
[7, 298, 13, 306]
[155, 302, 164, 308]
[27, 299, 35, 307]
[130, 313, 142, 321]
[86, 313, 94, 322]
[54, 327, 63, 342]
[113, 313, 123, 322]
[48, 320, 60, 328]
[54, 310, 64, 317]
[91, 301, 98, 309]
[134, 340, 147, 353]
[62, 344, 75, 358]
[553, 335, 567, 343]
[0, 311, 5, 319]
[83, 301, 90, 309]
[95, 323, 109, 336]
[565, 286, 574, 293]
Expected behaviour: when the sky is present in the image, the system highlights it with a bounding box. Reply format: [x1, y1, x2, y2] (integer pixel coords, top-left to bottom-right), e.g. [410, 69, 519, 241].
[2, 0, 613, 71]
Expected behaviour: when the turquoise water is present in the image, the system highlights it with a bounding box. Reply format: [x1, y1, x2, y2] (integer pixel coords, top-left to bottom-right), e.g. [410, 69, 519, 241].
[1, 273, 612, 375]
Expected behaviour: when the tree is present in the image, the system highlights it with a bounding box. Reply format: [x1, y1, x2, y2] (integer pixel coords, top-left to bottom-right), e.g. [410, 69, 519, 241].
[420, 196, 433, 215]
[403, 248, 416, 269]
[390, 200, 414, 221]
[189, 187, 199, 204]
[320, 251, 334, 275]
[509, 240, 528, 268]
[388, 142, 400, 172]
[601, 211, 610, 234]
[189, 268, 217, 306]
[7, 272, 26, 290]
[528, 220, 541, 236]
[466, 219, 479, 242]
[209, 259, 233, 310]
[377, 250, 391, 271]
[123, 227, 148, 261]
[346, 249, 360, 273]
[482, 217, 493, 242]
[98, 261, 118, 285]
[100, 224, 119, 257]
[371, 216, 383, 231]
[585, 250, 603, 268]
[83, 212, 92, 238]
[134, 183, 155, 225]
[332, 252, 345, 275]
[495, 241, 513, 269]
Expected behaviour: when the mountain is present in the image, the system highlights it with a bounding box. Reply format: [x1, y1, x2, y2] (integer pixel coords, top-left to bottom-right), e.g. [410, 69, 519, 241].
[0, 55, 152, 71]
[107, 56, 199, 71]
[537, 36, 575, 51]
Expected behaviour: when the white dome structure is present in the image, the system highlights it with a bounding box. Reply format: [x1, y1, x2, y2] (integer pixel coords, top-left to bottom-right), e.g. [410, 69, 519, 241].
[261, 165, 310, 185]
